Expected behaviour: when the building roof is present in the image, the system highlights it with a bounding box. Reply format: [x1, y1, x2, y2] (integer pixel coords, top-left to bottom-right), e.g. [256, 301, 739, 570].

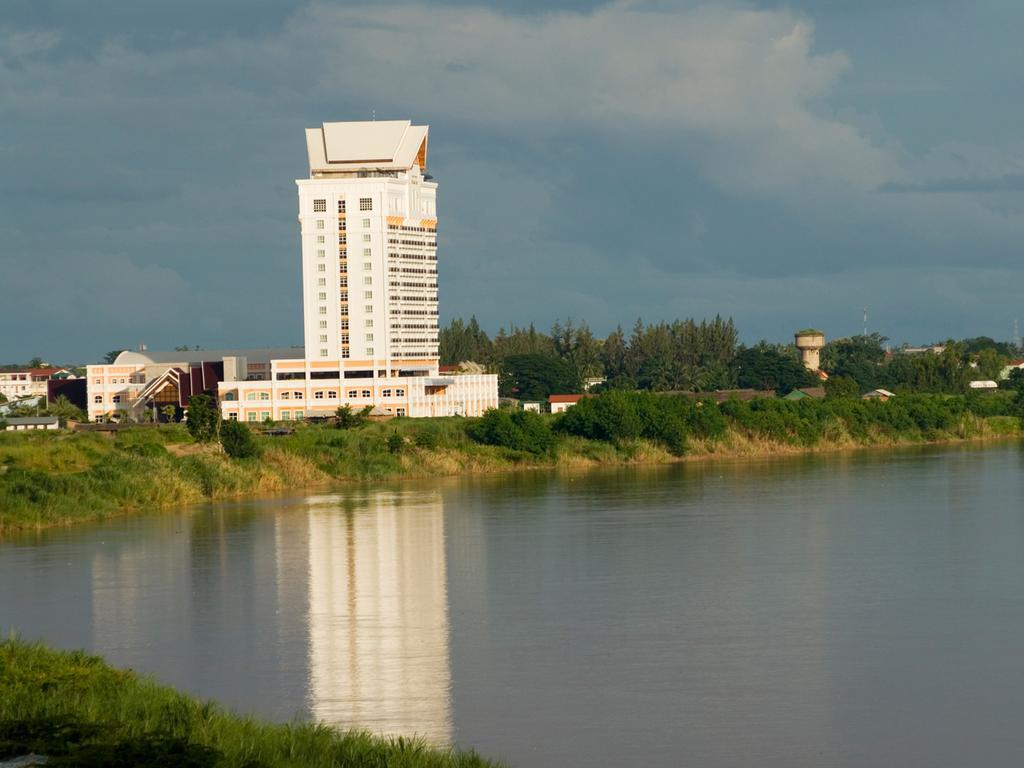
[111, 348, 305, 367]
[863, 388, 897, 398]
[549, 394, 586, 404]
[783, 387, 827, 400]
[306, 120, 429, 174]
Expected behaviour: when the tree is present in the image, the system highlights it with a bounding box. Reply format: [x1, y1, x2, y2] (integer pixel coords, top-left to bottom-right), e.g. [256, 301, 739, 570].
[103, 350, 125, 364]
[821, 333, 887, 391]
[975, 348, 1008, 381]
[467, 408, 556, 454]
[27, 357, 46, 369]
[499, 354, 580, 401]
[160, 405, 177, 423]
[45, 395, 86, 427]
[186, 394, 220, 442]
[220, 419, 260, 458]
[824, 375, 860, 400]
[732, 345, 816, 394]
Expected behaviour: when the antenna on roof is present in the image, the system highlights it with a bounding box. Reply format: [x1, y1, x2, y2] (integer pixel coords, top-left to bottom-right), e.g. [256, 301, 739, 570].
[863, 307, 868, 337]
[1015, 318, 1021, 350]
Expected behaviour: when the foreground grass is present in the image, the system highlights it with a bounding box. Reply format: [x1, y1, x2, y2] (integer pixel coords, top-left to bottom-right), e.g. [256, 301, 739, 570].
[0, 637, 500, 768]
[1, 402, 1020, 534]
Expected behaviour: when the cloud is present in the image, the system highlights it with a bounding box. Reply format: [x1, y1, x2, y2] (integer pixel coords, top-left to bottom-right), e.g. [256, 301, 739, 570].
[880, 174, 1024, 194]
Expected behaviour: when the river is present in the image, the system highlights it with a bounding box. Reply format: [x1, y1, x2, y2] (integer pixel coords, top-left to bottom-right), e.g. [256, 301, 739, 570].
[3, 442, 1024, 766]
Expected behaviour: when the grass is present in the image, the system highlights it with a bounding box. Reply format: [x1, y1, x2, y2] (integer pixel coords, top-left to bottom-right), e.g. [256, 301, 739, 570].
[0, 637, 501, 768]
[1, 404, 1020, 534]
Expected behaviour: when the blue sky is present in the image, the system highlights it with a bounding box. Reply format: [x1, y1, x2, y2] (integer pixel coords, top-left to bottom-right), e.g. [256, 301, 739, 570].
[3, 0, 1023, 363]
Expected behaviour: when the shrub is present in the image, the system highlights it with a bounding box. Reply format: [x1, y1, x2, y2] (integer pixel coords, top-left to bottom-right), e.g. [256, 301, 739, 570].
[467, 409, 556, 455]
[185, 395, 219, 443]
[387, 431, 404, 454]
[219, 420, 260, 459]
[335, 405, 373, 429]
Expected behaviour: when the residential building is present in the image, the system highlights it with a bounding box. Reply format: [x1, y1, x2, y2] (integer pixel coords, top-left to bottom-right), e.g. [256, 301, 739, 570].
[862, 388, 896, 401]
[548, 394, 586, 413]
[0, 368, 71, 402]
[782, 387, 827, 401]
[1000, 359, 1024, 380]
[968, 380, 999, 390]
[218, 120, 498, 420]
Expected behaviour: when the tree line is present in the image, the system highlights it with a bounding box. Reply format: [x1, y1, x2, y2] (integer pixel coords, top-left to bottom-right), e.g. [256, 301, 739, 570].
[440, 317, 1022, 400]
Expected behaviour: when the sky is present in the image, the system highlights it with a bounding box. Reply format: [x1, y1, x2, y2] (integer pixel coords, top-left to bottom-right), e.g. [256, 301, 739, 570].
[3, 0, 1024, 363]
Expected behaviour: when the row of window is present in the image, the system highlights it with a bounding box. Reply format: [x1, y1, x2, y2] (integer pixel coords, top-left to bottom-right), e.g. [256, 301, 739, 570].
[313, 199, 368, 213]
[233, 387, 407, 401]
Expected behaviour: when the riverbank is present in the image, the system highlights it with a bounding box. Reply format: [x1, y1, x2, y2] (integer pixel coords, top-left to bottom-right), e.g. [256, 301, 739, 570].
[0, 637, 500, 767]
[1, 394, 1020, 534]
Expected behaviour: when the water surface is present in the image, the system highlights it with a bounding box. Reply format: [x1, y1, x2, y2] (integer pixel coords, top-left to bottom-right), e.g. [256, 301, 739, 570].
[3, 443, 1024, 766]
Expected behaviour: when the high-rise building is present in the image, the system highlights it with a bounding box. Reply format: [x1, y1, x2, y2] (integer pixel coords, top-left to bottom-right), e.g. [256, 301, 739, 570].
[216, 120, 498, 420]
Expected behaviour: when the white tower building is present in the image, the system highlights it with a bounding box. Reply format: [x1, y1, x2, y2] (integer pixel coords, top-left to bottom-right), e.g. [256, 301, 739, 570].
[214, 120, 498, 421]
[300, 121, 438, 369]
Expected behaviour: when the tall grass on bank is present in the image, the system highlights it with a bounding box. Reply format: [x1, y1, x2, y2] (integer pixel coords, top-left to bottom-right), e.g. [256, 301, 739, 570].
[1, 392, 1020, 534]
[0, 637, 501, 768]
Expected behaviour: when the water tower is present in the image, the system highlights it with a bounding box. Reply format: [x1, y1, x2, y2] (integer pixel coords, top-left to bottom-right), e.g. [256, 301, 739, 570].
[795, 329, 825, 371]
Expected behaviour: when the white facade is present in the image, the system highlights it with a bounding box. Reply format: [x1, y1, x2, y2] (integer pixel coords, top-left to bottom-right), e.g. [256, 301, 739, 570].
[218, 119, 497, 420]
[0, 369, 65, 401]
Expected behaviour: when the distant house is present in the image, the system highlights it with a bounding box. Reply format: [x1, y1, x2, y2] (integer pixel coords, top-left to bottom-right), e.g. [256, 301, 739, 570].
[548, 394, 586, 414]
[0, 368, 71, 402]
[968, 380, 999, 390]
[862, 389, 896, 402]
[782, 387, 827, 401]
[522, 402, 542, 413]
[2, 416, 60, 431]
[1000, 359, 1024, 380]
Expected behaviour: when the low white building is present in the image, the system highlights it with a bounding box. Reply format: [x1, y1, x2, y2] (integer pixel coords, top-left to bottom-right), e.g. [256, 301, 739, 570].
[0, 368, 70, 402]
[3, 416, 59, 431]
[548, 394, 586, 414]
[968, 380, 999, 390]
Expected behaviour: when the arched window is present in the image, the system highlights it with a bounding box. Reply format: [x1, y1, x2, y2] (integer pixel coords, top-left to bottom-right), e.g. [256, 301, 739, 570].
[347, 389, 358, 398]
[93, 395, 102, 403]
[381, 389, 392, 397]
[314, 391, 324, 400]
[361, 389, 371, 398]
[223, 392, 236, 401]
[112, 395, 121, 404]
[259, 392, 270, 401]
[327, 391, 337, 399]
[293, 391, 304, 400]
[246, 392, 257, 401]
[395, 389, 405, 397]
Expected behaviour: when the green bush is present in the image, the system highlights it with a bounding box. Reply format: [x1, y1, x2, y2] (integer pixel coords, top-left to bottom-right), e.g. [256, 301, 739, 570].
[219, 420, 260, 459]
[387, 431, 404, 454]
[467, 408, 556, 454]
[185, 395, 219, 443]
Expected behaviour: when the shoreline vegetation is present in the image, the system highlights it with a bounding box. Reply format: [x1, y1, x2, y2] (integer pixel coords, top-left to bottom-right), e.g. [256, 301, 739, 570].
[0, 637, 501, 768]
[1, 391, 1021, 535]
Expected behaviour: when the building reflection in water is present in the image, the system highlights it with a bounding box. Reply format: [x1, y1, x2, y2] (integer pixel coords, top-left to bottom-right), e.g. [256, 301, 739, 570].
[305, 489, 452, 744]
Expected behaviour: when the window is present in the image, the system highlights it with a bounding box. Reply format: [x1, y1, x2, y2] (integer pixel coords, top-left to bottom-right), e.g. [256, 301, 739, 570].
[340, 291, 348, 301]
[94, 378, 101, 384]
[294, 410, 303, 419]
[319, 306, 327, 315]
[365, 348, 374, 357]
[338, 199, 346, 213]
[260, 411, 270, 421]
[340, 318, 349, 329]
[360, 198, 372, 211]
[395, 389, 405, 397]
[362, 234, 371, 243]
[247, 392, 257, 401]
[224, 392, 236, 401]
[317, 235, 325, 244]
[327, 390, 337, 398]
[320, 348, 328, 357]
[318, 278, 326, 286]
[314, 391, 324, 399]
[318, 264, 326, 273]
[293, 391, 304, 399]
[361, 389, 371, 398]
[281, 391, 290, 400]
[228, 413, 238, 421]
[381, 389, 392, 397]
[317, 249, 325, 258]
[316, 220, 325, 230]
[319, 334, 328, 342]
[365, 304, 373, 313]
[348, 389, 358, 397]
[365, 319, 373, 328]
[364, 291, 373, 299]
[259, 392, 270, 401]
[363, 248, 372, 257]
[341, 348, 350, 359]
[93, 395, 102, 403]
[319, 320, 327, 328]
[365, 333, 374, 342]
[362, 218, 370, 228]
[318, 292, 327, 300]
[363, 277, 372, 285]
[396, 408, 406, 417]
[247, 413, 257, 422]
[363, 262, 372, 271]
[281, 410, 291, 420]
[313, 199, 326, 212]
